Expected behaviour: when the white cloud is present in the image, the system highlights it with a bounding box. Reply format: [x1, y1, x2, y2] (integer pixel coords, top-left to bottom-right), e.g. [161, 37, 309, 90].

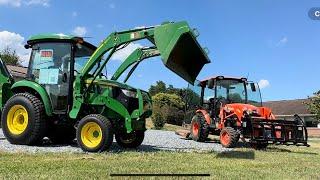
[111, 43, 142, 61]
[0, 0, 50, 7]
[72, 11, 78, 17]
[25, 0, 49, 7]
[0, 0, 21, 7]
[258, 79, 270, 89]
[276, 36, 288, 46]
[72, 26, 87, 37]
[0, 31, 31, 66]
[109, 3, 115, 9]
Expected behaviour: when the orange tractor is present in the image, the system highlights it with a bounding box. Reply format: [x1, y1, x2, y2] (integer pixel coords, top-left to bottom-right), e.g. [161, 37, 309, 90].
[183, 76, 309, 149]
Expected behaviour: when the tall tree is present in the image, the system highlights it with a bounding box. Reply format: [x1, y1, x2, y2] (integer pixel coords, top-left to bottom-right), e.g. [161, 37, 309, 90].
[148, 81, 166, 96]
[0, 47, 21, 66]
[306, 90, 320, 123]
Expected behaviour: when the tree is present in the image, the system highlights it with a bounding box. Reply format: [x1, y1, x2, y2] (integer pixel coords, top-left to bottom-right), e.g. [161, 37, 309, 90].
[152, 93, 185, 109]
[151, 93, 185, 125]
[306, 90, 320, 123]
[0, 47, 21, 66]
[166, 84, 182, 96]
[148, 81, 166, 96]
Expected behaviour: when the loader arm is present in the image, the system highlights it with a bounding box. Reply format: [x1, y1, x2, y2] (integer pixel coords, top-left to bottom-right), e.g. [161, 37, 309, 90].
[111, 47, 160, 82]
[70, 21, 210, 119]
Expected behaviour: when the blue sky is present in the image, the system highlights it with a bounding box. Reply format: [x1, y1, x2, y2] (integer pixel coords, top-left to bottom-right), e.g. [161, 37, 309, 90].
[0, 0, 319, 101]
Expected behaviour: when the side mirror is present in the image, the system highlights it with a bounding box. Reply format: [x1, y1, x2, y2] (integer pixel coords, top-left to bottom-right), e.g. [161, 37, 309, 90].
[250, 83, 256, 92]
[207, 79, 214, 89]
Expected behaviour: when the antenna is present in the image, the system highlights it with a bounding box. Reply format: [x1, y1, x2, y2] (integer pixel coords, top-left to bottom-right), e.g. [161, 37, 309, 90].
[246, 72, 250, 79]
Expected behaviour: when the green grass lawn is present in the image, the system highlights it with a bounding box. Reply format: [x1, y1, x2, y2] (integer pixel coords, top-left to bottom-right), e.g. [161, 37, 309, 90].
[0, 139, 319, 179]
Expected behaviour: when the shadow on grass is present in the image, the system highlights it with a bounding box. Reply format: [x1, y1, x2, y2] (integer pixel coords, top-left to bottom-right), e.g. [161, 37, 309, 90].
[40, 140, 163, 153]
[266, 146, 318, 155]
[216, 150, 255, 159]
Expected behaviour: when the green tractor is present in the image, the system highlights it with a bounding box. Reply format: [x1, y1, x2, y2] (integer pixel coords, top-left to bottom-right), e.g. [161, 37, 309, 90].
[0, 21, 210, 152]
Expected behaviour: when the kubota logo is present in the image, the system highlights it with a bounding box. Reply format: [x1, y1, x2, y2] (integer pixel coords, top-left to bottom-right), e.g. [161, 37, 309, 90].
[308, 7, 320, 20]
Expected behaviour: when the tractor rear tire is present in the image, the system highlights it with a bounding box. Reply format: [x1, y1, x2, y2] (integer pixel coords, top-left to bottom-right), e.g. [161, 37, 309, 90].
[76, 114, 113, 152]
[115, 130, 145, 148]
[190, 114, 209, 142]
[220, 127, 239, 148]
[48, 124, 76, 144]
[1, 93, 47, 145]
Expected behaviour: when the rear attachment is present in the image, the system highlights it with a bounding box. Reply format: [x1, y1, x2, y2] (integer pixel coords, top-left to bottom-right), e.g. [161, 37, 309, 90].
[249, 114, 309, 147]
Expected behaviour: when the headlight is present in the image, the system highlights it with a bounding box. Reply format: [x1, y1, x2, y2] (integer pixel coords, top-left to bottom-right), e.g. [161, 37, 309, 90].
[121, 89, 137, 98]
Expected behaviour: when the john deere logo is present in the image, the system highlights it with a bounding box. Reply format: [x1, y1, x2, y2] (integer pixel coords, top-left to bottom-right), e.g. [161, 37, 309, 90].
[308, 7, 320, 20]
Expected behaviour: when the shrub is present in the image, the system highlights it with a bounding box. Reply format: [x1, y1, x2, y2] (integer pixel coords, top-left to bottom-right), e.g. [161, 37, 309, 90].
[151, 110, 165, 129]
[152, 93, 185, 126]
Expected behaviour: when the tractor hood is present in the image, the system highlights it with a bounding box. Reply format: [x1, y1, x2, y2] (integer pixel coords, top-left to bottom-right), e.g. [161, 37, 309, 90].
[224, 103, 274, 119]
[85, 78, 137, 91]
[154, 21, 210, 84]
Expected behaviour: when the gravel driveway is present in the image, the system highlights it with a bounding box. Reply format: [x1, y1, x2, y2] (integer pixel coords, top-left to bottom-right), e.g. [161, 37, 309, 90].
[0, 129, 230, 153]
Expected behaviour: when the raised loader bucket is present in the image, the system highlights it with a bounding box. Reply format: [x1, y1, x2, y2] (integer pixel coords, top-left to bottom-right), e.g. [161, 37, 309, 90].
[154, 21, 210, 84]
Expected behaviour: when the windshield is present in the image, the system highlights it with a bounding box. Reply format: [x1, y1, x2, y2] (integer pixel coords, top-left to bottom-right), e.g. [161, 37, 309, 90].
[246, 82, 262, 107]
[216, 79, 246, 104]
[28, 42, 71, 81]
[74, 44, 96, 75]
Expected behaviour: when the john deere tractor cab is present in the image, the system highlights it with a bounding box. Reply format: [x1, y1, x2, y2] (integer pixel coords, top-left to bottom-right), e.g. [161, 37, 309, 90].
[185, 76, 308, 149]
[0, 21, 210, 152]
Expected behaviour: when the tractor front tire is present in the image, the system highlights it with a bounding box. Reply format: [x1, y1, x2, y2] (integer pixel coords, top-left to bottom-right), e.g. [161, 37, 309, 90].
[220, 127, 239, 148]
[76, 114, 113, 152]
[190, 114, 209, 142]
[115, 131, 145, 148]
[1, 93, 47, 145]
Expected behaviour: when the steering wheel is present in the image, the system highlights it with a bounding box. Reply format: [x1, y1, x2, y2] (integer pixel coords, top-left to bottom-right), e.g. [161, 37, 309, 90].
[216, 97, 229, 106]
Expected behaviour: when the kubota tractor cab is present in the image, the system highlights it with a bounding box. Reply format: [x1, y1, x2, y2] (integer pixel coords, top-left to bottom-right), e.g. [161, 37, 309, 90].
[185, 76, 309, 149]
[0, 21, 210, 152]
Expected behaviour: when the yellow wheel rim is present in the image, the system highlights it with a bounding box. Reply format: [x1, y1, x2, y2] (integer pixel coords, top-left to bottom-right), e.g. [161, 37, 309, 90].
[6, 105, 29, 135]
[81, 122, 103, 148]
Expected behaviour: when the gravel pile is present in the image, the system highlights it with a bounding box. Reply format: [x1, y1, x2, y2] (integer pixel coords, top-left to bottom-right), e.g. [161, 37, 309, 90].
[0, 129, 230, 153]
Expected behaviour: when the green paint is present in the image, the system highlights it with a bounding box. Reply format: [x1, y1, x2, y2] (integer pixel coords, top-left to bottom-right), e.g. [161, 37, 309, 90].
[28, 34, 78, 42]
[0, 59, 13, 109]
[11, 80, 53, 116]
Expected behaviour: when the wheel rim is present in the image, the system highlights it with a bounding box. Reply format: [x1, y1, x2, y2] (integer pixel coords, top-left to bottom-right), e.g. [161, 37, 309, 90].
[6, 105, 29, 135]
[220, 131, 230, 146]
[192, 122, 199, 136]
[81, 122, 102, 148]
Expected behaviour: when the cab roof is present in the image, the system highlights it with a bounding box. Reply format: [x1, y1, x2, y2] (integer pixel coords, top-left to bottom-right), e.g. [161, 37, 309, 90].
[200, 76, 247, 83]
[27, 33, 96, 50]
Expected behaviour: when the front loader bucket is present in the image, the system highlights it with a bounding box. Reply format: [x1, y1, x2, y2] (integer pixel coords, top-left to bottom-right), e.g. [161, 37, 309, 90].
[154, 21, 210, 84]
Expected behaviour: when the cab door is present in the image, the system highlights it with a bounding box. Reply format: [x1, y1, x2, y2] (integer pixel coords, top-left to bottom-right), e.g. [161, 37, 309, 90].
[28, 42, 71, 113]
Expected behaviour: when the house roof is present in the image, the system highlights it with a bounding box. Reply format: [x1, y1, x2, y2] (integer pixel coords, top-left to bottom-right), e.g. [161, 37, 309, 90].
[6, 65, 27, 78]
[263, 99, 311, 115]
